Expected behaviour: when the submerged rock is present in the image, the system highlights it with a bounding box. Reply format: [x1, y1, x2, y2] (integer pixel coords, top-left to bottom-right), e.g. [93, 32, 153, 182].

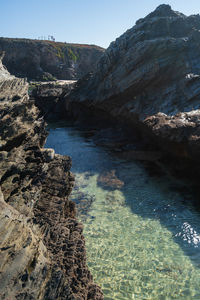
[0, 54, 103, 299]
[97, 170, 124, 190]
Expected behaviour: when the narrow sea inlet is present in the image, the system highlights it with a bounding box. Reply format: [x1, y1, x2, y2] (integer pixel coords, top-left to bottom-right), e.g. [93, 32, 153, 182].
[46, 122, 200, 300]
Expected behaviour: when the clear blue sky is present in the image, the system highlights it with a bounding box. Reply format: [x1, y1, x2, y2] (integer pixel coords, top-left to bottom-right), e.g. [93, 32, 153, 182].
[1, 0, 200, 48]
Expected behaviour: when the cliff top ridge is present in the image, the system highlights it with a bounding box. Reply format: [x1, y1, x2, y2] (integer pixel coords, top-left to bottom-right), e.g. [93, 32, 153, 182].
[136, 4, 186, 25]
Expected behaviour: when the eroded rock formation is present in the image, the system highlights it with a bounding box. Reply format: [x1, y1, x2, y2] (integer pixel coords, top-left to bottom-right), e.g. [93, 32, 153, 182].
[144, 110, 200, 162]
[66, 5, 200, 167]
[0, 54, 103, 299]
[0, 38, 104, 81]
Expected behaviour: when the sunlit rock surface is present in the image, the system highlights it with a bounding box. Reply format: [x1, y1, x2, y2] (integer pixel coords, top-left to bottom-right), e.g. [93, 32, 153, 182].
[144, 110, 200, 162]
[0, 54, 103, 299]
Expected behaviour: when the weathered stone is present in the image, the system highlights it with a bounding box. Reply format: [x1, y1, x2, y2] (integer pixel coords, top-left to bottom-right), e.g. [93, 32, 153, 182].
[40, 148, 55, 162]
[143, 110, 200, 162]
[0, 54, 103, 299]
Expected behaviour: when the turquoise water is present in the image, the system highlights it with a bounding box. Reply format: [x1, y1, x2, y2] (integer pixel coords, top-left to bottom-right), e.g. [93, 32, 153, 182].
[46, 123, 200, 300]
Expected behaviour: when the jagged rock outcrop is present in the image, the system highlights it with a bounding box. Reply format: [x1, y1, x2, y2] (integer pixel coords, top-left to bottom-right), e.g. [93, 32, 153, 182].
[0, 55, 103, 299]
[0, 37, 104, 81]
[144, 110, 200, 162]
[66, 4, 200, 166]
[0, 52, 28, 101]
[30, 80, 76, 120]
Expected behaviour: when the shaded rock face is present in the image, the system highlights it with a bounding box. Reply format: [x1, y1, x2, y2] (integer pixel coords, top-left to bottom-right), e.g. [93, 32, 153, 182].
[30, 80, 76, 120]
[66, 5, 200, 168]
[0, 38, 104, 81]
[0, 55, 103, 299]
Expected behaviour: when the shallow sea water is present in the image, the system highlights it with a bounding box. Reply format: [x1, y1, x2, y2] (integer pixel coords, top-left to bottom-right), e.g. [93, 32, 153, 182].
[46, 123, 200, 300]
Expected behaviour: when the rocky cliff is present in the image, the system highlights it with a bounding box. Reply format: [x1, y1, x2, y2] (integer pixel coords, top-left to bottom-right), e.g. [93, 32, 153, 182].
[0, 54, 103, 299]
[66, 5, 200, 167]
[0, 37, 104, 81]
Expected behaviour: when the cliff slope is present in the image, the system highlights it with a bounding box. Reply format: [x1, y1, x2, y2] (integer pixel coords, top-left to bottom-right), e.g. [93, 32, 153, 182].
[0, 37, 104, 81]
[0, 54, 103, 299]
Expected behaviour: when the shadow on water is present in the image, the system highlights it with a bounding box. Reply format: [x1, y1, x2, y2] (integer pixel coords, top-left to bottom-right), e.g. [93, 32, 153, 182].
[45, 121, 200, 270]
[120, 161, 200, 268]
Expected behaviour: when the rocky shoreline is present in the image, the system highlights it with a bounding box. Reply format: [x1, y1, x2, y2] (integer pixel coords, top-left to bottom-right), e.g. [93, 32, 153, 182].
[0, 55, 103, 299]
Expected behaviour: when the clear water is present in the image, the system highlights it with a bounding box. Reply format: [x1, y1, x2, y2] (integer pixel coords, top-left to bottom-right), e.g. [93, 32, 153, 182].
[46, 123, 200, 300]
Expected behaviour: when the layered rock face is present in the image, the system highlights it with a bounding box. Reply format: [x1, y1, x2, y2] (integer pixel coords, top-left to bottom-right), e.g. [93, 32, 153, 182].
[0, 38, 104, 81]
[68, 4, 200, 117]
[67, 5, 200, 165]
[0, 55, 103, 299]
[0, 52, 28, 101]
